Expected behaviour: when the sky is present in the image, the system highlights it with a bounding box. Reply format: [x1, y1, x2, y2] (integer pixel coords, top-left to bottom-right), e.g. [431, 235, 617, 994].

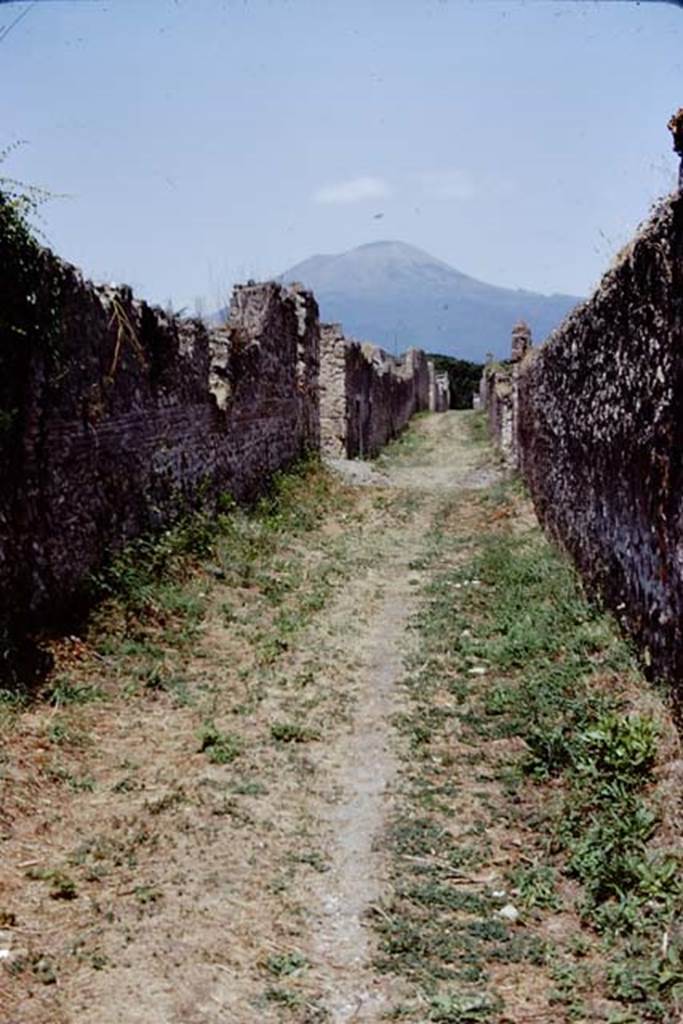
[1, 0, 682, 314]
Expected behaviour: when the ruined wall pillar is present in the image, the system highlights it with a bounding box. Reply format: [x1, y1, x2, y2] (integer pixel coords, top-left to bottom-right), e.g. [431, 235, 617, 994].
[319, 323, 349, 457]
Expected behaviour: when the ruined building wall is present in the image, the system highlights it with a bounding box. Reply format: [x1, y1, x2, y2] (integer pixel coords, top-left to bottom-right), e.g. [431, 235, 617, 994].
[319, 325, 435, 459]
[484, 194, 683, 692]
[319, 323, 349, 457]
[0, 247, 320, 629]
[428, 363, 451, 412]
[484, 365, 515, 467]
[482, 322, 532, 468]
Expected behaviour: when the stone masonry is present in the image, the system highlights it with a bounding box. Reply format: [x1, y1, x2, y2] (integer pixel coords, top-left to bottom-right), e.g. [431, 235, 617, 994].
[319, 323, 446, 459]
[0, 247, 321, 632]
[0, 237, 446, 636]
[481, 191, 683, 698]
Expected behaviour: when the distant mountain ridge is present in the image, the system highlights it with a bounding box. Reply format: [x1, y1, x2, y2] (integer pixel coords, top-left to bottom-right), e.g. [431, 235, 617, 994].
[276, 240, 581, 361]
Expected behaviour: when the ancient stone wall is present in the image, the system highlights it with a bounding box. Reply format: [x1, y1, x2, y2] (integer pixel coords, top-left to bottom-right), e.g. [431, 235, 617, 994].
[483, 364, 515, 467]
[319, 323, 348, 458]
[483, 321, 532, 467]
[428, 362, 451, 412]
[0, 247, 320, 630]
[319, 325, 433, 459]
[1, 222, 446, 636]
[483, 194, 683, 693]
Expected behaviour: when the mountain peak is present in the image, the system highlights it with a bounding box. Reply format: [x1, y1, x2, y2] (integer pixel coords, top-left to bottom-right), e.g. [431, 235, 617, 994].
[277, 242, 580, 360]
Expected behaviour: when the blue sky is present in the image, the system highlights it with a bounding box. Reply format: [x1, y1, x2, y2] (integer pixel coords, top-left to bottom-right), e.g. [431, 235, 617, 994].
[1, 0, 681, 313]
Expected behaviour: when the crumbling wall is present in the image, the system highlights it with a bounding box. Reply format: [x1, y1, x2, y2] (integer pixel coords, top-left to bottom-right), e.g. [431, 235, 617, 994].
[319, 323, 348, 457]
[484, 194, 683, 693]
[482, 322, 532, 468]
[1, 205, 442, 638]
[484, 365, 514, 466]
[428, 363, 451, 412]
[319, 325, 434, 458]
[0, 246, 320, 629]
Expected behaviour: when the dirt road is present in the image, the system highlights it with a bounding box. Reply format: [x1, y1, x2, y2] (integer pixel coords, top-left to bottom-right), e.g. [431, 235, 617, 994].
[2, 412, 678, 1024]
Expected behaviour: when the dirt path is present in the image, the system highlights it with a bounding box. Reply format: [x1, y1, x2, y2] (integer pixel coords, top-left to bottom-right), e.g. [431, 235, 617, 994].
[301, 413, 499, 1022]
[3, 411, 680, 1024]
[1, 412, 496, 1024]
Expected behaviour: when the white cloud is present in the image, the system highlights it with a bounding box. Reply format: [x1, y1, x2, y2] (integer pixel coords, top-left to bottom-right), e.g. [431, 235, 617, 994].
[313, 176, 392, 205]
[418, 170, 476, 201]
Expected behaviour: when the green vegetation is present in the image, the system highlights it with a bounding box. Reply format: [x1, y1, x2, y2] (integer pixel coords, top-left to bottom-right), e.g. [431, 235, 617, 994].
[376, 479, 682, 1022]
[0, 145, 61, 436]
[427, 353, 483, 409]
[90, 455, 338, 621]
[198, 723, 243, 764]
[265, 951, 309, 977]
[270, 720, 319, 744]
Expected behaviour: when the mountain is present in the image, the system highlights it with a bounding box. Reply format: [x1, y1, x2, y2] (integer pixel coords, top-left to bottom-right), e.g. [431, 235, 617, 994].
[276, 240, 581, 361]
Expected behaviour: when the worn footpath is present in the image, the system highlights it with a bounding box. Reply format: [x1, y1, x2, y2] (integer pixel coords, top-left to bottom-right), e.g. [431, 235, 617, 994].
[1, 412, 681, 1024]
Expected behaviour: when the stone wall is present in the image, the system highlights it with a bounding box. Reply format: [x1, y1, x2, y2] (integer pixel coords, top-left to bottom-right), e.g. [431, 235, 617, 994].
[428, 362, 451, 413]
[0, 246, 320, 630]
[319, 324, 434, 458]
[481, 322, 532, 468]
[483, 364, 514, 466]
[1, 223, 447, 636]
[483, 194, 683, 694]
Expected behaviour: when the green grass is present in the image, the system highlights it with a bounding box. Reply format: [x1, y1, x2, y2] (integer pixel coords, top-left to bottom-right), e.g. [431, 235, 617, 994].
[198, 723, 243, 764]
[270, 720, 320, 744]
[89, 454, 343, 629]
[374, 482, 683, 1023]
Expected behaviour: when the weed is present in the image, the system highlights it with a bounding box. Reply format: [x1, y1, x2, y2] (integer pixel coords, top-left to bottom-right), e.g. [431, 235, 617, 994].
[292, 849, 329, 873]
[46, 719, 85, 747]
[46, 678, 103, 706]
[509, 864, 561, 910]
[142, 664, 193, 705]
[231, 779, 267, 797]
[198, 724, 243, 764]
[134, 885, 162, 905]
[428, 991, 501, 1022]
[607, 945, 683, 1016]
[372, 467, 682, 1022]
[49, 765, 96, 792]
[265, 951, 308, 977]
[263, 985, 303, 1008]
[26, 867, 78, 900]
[270, 721, 319, 744]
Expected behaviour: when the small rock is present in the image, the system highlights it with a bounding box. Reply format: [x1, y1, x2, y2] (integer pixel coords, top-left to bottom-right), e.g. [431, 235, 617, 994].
[496, 903, 520, 923]
[468, 666, 488, 676]
[33, 958, 57, 985]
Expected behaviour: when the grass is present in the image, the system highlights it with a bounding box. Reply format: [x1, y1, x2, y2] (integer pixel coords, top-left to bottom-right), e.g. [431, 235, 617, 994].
[0, 453, 365, 1020]
[374, 478, 683, 1023]
[270, 720, 319, 744]
[375, 420, 431, 469]
[88, 454, 346, 634]
[198, 723, 243, 764]
[5, 415, 683, 1023]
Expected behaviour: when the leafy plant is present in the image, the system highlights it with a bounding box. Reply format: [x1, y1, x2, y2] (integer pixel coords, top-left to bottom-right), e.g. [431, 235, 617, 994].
[270, 720, 319, 743]
[509, 864, 561, 910]
[198, 724, 243, 764]
[265, 951, 308, 977]
[428, 991, 501, 1022]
